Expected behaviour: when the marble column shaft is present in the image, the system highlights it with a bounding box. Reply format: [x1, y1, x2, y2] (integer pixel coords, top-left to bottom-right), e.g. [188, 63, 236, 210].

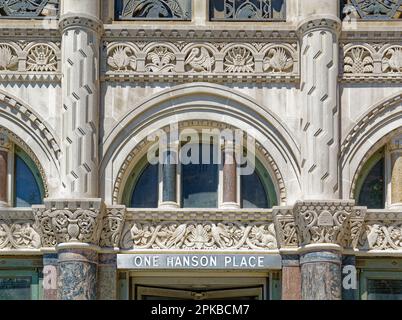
[58, 249, 98, 300]
[281, 255, 301, 300]
[162, 149, 177, 203]
[97, 254, 118, 300]
[300, 251, 342, 300]
[389, 135, 402, 207]
[0, 149, 8, 205]
[222, 146, 237, 204]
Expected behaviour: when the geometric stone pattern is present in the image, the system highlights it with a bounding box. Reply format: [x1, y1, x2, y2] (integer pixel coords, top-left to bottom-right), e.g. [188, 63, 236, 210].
[60, 20, 100, 197]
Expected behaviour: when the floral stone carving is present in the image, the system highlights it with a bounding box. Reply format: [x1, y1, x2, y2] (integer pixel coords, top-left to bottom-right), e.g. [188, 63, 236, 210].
[121, 221, 277, 250]
[0, 44, 18, 71]
[224, 47, 255, 73]
[107, 45, 137, 72]
[33, 200, 105, 246]
[0, 220, 41, 250]
[26, 44, 57, 72]
[145, 46, 176, 72]
[344, 47, 374, 74]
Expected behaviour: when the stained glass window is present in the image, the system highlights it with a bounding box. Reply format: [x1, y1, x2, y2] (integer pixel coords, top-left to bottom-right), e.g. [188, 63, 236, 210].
[130, 163, 159, 208]
[357, 153, 385, 209]
[14, 147, 44, 207]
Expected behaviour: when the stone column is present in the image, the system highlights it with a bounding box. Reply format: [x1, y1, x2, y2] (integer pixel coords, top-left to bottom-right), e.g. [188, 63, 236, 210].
[298, 2, 341, 200]
[388, 135, 402, 209]
[0, 130, 11, 207]
[281, 255, 301, 300]
[161, 149, 178, 208]
[34, 199, 105, 300]
[300, 251, 342, 300]
[59, 0, 102, 198]
[221, 141, 239, 209]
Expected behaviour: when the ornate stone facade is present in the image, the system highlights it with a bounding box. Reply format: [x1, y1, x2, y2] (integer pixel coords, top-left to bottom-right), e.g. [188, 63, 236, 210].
[0, 0, 401, 301]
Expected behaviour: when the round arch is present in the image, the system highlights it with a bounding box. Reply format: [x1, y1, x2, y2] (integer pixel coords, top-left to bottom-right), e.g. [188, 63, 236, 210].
[100, 83, 301, 205]
[0, 89, 61, 197]
[340, 91, 402, 199]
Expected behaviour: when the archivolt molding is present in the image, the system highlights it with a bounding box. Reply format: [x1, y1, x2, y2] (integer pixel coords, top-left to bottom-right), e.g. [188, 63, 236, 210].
[0, 126, 49, 197]
[340, 91, 402, 198]
[101, 83, 300, 205]
[0, 89, 60, 155]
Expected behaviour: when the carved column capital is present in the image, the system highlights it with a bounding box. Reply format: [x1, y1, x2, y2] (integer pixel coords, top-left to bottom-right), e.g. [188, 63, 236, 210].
[273, 201, 367, 252]
[388, 134, 402, 152]
[33, 199, 105, 248]
[59, 13, 104, 34]
[297, 15, 342, 37]
[99, 206, 126, 249]
[0, 129, 12, 151]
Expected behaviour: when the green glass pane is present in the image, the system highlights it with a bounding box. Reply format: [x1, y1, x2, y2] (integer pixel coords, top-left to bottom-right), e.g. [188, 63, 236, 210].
[0, 276, 32, 300]
[358, 157, 385, 209]
[368, 279, 402, 300]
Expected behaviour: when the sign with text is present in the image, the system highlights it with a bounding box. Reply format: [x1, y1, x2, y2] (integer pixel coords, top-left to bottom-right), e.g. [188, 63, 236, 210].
[117, 254, 282, 270]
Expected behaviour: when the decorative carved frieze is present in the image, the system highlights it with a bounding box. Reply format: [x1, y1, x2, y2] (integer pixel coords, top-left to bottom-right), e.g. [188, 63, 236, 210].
[100, 206, 126, 248]
[341, 43, 402, 82]
[0, 208, 41, 250]
[343, 0, 402, 20]
[273, 207, 298, 249]
[0, 41, 61, 81]
[103, 40, 298, 83]
[33, 199, 105, 246]
[120, 209, 277, 251]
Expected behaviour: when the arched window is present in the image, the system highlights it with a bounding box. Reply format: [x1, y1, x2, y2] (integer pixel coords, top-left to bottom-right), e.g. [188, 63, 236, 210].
[124, 142, 278, 209]
[241, 159, 277, 209]
[181, 144, 219, 208]
[128, 159, 159, 208]
[14, 146, 44, 207]
[356, 149, 385, 209]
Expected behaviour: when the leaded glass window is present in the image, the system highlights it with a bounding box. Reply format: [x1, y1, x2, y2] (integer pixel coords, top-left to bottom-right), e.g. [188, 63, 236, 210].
[0, 0, 59, 18]
[116, 0, 192, 20]
[14, 146, 44, 207]
[342, 0, 402, 20]
[181, 144, 219, 208]
[130, 163, 159, 208]
[210, 0, 286, 21]
[356, 150, 385, 209]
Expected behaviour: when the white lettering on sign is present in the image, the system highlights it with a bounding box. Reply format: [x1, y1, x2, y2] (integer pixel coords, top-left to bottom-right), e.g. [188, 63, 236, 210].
[117, 254, 282, 270]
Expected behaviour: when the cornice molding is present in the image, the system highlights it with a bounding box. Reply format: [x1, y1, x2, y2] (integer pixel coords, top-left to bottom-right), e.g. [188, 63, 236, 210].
[59, 13, 104, 34]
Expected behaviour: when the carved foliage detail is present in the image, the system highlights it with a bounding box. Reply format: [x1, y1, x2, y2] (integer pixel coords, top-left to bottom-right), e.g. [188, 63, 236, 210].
[0, 220, 41, 249]
[121, 221, 277, 250]
[145, 46, 176, 72]
[26, 44, 57, 72]
[344, 47, 374, 74]
[107, 45, 137, 71]
[0, 44, 18, 71]
[224, 47, 255, 73]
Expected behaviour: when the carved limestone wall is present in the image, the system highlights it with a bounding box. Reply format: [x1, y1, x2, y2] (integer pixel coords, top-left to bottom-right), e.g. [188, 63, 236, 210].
[120, 209, 278, 251]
